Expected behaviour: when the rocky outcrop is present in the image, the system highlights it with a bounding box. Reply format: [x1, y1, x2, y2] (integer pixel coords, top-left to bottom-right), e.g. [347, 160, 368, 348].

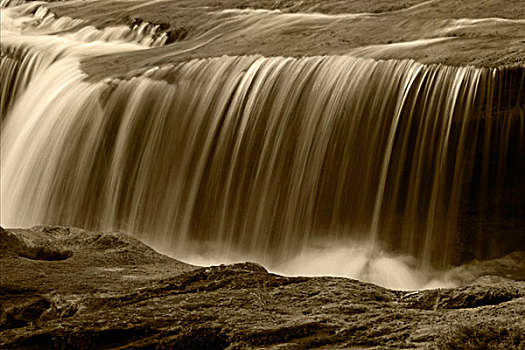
[0, 227, 72, 261]
[1, 226, 524, 349]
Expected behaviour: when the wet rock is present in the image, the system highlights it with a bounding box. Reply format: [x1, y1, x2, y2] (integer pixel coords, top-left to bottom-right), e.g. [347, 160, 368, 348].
[1, 226, 524, 349]
[405, 284, 524, 310]
[165, 27, 188, 44]
[0, 226, 72, 261]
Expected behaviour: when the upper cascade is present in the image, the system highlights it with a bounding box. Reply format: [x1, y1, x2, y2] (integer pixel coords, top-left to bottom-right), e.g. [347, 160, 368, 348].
[1, 3, 168, 47]
[0, 3, 160, 118]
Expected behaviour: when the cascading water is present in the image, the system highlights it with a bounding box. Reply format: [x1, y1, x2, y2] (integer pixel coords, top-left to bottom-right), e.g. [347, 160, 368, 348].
[0, 2, 166, 119]
[1, 2, 524, 289]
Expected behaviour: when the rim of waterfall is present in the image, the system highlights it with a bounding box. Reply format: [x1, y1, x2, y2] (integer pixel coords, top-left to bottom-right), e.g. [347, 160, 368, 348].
[1, 0, 524, 289]
[1, 0, 522, 80]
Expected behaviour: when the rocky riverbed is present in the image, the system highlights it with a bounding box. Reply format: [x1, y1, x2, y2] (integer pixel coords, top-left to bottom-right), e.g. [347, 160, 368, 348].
[1, 226, 524, 349]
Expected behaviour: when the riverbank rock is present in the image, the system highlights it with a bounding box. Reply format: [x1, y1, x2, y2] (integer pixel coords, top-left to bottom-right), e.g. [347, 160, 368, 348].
[1, 226, 524, 349]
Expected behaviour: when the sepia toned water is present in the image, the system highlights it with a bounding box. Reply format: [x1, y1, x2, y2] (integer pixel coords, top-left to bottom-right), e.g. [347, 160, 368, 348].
[1, 3, 524, 289]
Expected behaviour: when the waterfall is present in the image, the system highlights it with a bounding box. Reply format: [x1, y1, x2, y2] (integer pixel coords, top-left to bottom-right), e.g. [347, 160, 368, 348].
[2, 2, 524, 288]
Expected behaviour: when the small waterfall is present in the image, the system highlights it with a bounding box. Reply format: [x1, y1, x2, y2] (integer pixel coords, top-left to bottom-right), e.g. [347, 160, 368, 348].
[0, 2, 167, 118]
[1, 46, 59, 119]
[1, 3, 524, 288]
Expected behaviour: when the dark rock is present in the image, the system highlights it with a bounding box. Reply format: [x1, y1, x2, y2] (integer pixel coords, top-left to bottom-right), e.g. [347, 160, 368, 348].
[1, 226, 524, 349]
[243, 321, 337, 346]
[406, 285, 524, 310]
[159, 326, 230, 350]
[165, 27, 188, 44]
[0, 226, 72, 261]
[437, 322, 525, 350]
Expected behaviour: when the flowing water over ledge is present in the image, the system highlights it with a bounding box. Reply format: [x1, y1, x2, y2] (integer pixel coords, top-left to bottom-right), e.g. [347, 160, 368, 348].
[1, 2, 524, 289]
